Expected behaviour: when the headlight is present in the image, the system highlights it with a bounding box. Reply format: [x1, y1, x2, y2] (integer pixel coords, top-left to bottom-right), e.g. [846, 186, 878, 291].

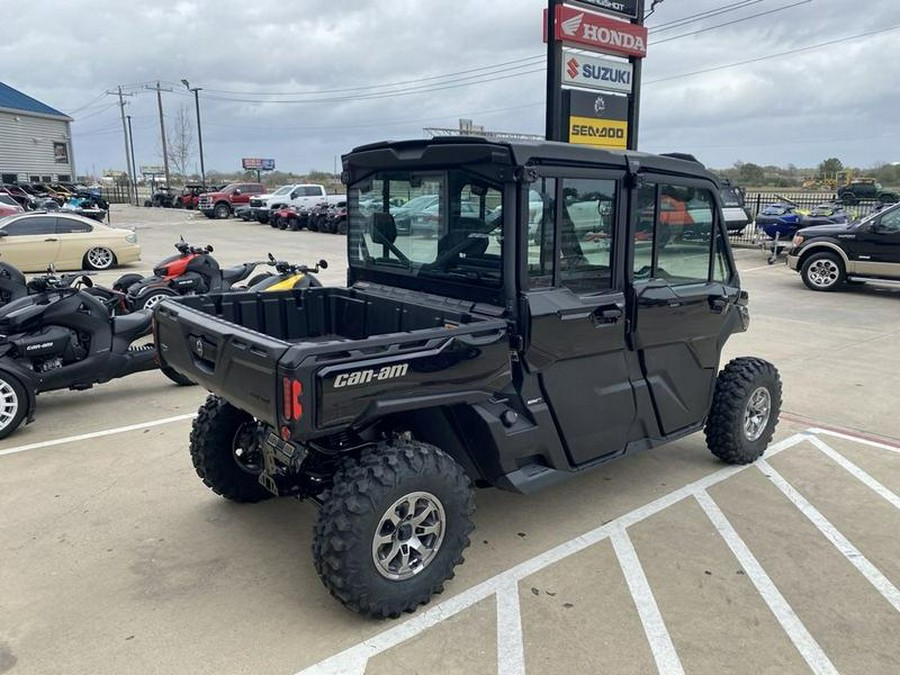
[792, 234, 804, 247]
[126, 233, 137, 244]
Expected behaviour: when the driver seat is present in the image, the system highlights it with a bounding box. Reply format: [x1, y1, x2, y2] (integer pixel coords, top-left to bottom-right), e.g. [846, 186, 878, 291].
[222, 263, 253, 283]
[112, 309, 153, 340]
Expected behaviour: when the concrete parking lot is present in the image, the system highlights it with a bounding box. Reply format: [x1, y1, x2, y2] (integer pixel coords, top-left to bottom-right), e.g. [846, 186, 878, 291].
[1, 206, 898, 674]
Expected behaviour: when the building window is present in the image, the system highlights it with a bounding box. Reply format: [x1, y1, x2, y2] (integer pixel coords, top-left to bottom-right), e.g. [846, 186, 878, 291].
[57, 174, 71, 182]
[1, 173, 17, 184]
[53, 142, 69, 164]
[41, 176, 52, 183]
[29, 176, 40, 183]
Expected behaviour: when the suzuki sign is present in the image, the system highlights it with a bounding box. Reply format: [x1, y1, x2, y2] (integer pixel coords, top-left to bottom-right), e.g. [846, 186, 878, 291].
[562, 50, 633, 93]
[554, 4, 648, 58]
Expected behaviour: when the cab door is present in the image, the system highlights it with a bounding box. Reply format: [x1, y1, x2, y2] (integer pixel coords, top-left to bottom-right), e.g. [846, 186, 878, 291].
[522, 171, 637, 466]
[849, 207, 900, 277]
[628, 179, 742, 435]
[0, 215, 60, 271]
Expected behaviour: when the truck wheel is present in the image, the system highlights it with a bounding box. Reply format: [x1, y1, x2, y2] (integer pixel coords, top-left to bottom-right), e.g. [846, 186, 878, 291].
[160, 365, 195, 386]
[213, 202, 231, 219]
[313, 440, 475, 619]
[800, 251, 845, 291]
[337, 219, 348, 235]
[705, 357, 781, 465]
[0, 373, 28, 440]
[189, 395, 273, 503]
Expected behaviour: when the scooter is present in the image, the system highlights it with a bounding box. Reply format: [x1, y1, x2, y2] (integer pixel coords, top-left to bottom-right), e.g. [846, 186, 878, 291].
[0, 270, 192, 439]
[116, 238, 266, 311]
[245, 254, 327, 292]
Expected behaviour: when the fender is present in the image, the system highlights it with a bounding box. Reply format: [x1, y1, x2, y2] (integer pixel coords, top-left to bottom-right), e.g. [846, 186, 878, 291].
[796, 240, 851, 266]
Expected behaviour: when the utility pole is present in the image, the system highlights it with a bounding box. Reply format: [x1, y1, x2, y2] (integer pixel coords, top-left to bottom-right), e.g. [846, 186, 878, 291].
[146, 81, 173, 187]
[108, 86, 134, 204]
[126, 115, 138, 205]
[181, 79, 205, 185]
[545, 0, 562, 141]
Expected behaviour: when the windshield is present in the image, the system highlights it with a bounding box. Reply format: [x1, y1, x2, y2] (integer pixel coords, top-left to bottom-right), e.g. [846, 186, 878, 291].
[348, 170, 503, 286]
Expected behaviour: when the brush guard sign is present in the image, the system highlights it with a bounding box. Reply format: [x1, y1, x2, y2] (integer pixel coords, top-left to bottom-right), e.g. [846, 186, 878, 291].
[565, 90, 629, 149]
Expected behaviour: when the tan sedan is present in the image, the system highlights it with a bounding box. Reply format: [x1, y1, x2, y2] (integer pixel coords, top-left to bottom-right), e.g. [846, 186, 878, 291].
[0, 212, 140, 272]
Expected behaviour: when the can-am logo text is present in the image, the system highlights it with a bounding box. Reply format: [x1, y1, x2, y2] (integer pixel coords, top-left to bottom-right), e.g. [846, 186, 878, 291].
[333, 363, 409, 388]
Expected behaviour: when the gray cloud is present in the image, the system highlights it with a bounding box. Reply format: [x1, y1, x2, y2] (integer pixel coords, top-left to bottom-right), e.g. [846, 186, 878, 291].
[3, 0, 899, 176]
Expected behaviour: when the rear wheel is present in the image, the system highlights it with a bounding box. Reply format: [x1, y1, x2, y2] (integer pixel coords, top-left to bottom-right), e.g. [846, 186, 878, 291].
[313, 440, 474, 618]
[0, 373, 28, 440]
[135, 288, 178, 311]
[84, 246, 117, 271]
[705, 357, 781, 464]
[800, 251, 845, 291]
[189, 396, 272, 502]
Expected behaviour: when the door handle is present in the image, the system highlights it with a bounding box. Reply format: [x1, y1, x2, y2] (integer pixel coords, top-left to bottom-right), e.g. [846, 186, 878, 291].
[44, 238, 58, 242]
[708, 295, 729, 313]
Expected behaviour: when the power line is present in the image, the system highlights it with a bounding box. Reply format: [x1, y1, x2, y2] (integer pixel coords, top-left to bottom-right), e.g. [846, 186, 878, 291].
[651, 0, 812, 46]
[649, 0, 763, 33]
[645, 22, 900, 85]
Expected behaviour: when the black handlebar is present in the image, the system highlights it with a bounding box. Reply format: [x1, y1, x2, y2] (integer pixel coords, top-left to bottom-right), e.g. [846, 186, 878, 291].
[264, 253, 328, 275]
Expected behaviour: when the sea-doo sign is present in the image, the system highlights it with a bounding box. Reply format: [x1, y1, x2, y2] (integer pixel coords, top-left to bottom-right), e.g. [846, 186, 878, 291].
[554, 4, 648, 58]
[570, 0, 638, 20]
[562, 50, 633, 93]
[566, 89, 629, 149]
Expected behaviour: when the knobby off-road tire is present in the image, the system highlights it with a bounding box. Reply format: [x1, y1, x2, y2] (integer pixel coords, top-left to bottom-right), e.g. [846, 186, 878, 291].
[313, 440, 475, 619]
[189, 395, 273, 503]
[705, 357, 782, 464]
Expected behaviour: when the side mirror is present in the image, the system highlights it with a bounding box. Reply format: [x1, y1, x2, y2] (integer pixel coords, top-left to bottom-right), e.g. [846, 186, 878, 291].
[318, 259, 328, 269]
[233, 189, 241, 196]
[290, 190, 300, 199]
[0, 230, 8, 237]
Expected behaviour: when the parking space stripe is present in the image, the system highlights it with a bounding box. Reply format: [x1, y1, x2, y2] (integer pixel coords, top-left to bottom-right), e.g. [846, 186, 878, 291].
[757, 459, 900, 613]
[0, 413, 196, 457]
[496, 578, 526, 675]
[694, 491, 839, 675]
[611, 528, 684, 675]
[806, 427, 900, 454]
[299, 434, 807, 674]
[805, 436, 900, 510]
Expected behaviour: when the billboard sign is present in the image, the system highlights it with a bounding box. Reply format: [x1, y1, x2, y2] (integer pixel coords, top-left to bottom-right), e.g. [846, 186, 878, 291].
[562, 50, 633, 93]
[566, 90, 629, 149]
[554, 4, 648, 58]
[242, 158, 276, 170]
[568, 0, 638, 19]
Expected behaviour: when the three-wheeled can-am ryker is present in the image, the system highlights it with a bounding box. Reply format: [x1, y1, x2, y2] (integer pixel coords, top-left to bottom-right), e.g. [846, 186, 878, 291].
[155, 137, 781, 618]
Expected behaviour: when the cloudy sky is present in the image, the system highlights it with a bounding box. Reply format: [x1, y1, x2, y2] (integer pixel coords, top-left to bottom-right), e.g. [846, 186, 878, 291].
[4, 0, 899, 177]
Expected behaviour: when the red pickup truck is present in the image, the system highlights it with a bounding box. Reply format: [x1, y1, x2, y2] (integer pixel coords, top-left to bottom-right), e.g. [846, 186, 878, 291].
[197, 182, 265, 219]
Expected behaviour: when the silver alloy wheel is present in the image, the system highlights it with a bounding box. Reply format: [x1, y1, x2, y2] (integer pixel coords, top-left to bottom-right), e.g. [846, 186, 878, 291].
[0, 379, 19, 432]
[86, 247, 114, 270]
[141, 293, 169, 311]
[806, 258, 840, 288]
[372, 491, 446, 581]
[744, 386, 772, 442]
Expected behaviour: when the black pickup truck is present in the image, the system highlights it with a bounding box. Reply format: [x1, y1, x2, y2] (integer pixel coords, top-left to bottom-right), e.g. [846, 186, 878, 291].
[155, 137, 781, 618]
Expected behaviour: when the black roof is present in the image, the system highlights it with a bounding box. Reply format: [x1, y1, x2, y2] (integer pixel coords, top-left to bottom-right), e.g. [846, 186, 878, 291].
[345, 136, 718, 185]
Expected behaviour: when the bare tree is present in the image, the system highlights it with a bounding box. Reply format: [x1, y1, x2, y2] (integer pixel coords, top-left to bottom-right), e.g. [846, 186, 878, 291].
[166, 105, 195, 179]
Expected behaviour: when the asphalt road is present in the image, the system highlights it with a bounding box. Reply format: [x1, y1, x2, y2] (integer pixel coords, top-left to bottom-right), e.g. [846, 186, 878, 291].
[0, 206, 898, 675]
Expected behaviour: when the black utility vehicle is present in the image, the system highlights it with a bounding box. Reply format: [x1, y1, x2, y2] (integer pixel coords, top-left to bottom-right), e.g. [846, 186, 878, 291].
[787, 201, 900, 291]
[836, 179, 898, 206]
[155, 138, 781, 618]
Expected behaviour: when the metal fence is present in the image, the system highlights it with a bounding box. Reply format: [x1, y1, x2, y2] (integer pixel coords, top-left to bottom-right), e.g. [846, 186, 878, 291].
[728, 191, 880, 248]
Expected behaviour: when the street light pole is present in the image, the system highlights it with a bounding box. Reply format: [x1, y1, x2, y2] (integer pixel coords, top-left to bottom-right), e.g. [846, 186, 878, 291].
[182, 79, 206, 186]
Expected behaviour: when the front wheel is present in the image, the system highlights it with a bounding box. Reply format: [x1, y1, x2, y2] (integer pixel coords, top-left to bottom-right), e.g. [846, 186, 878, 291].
[189, 395, 272, 502]
[84, 246, 117, 271]
[800, 251, 845, 291]
[0, 373, 28, 440]
[135, 288, 178, 311]
[313, 440, 475, 619]
[705, 357, 781, 465]
[213, 202, 231, 219]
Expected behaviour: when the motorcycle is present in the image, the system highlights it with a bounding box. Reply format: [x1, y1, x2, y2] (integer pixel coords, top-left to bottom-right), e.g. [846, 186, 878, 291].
[1, 262, 124, 312]
[245, 254, 327, 292]
[116, 239, 267, 311]
[0, 270, 192, 439]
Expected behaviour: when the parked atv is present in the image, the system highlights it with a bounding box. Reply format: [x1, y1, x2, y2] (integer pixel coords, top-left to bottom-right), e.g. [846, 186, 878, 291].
[117, 238, 265, 310]
[0, 270, 192, 439]
[245, 254, 327, 292]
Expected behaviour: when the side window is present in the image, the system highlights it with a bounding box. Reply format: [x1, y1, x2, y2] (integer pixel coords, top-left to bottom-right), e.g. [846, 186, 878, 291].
[878, 209, 900, 233]
[635, 183, 718, 285]
[303, 186, 322, 197]
[56, 217, 92, 234]
[527, 178, 556, 288]
[4, 217, 56, 235]
[558, 178, 616, 294]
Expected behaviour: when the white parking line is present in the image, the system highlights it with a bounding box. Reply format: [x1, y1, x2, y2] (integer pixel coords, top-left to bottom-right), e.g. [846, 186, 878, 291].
[807, 427, 900, 454]
[0, 413, 196, 457]
[297, 433, 806, 675]
[805, 435, 900, 511]
[757, 459, 900, 613]
[611, 527, 684, 675]
[496, 578, 526, 675]
[694, 491, 839, 675]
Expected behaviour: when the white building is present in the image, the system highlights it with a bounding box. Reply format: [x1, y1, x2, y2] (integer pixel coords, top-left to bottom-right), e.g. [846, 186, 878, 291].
[0, 81, 74, 184]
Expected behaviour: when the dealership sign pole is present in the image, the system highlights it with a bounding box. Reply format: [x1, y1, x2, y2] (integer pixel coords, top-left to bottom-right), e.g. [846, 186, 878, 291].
[545, 0, 646, 149]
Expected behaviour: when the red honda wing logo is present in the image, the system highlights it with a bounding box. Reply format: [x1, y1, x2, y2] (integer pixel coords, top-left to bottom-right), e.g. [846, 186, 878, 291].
[553, 5, 648, 59]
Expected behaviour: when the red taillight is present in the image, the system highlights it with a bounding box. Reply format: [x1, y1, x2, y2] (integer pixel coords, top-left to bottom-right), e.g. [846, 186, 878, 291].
[282, 377, 304, 421]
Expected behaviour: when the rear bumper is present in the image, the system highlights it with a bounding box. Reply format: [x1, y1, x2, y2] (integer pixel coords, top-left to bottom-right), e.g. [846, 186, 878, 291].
[116, 244, 142, 265]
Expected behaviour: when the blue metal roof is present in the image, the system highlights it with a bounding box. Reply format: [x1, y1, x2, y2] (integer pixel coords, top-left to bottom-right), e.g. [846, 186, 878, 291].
[0, 81, 70, 119]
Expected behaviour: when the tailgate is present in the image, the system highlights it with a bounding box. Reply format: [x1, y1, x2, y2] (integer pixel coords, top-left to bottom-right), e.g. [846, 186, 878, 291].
[155, 300, 290, 424]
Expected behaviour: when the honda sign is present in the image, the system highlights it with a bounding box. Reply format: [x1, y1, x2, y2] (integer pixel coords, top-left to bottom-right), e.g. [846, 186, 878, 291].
[554, 4, 648, 58]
